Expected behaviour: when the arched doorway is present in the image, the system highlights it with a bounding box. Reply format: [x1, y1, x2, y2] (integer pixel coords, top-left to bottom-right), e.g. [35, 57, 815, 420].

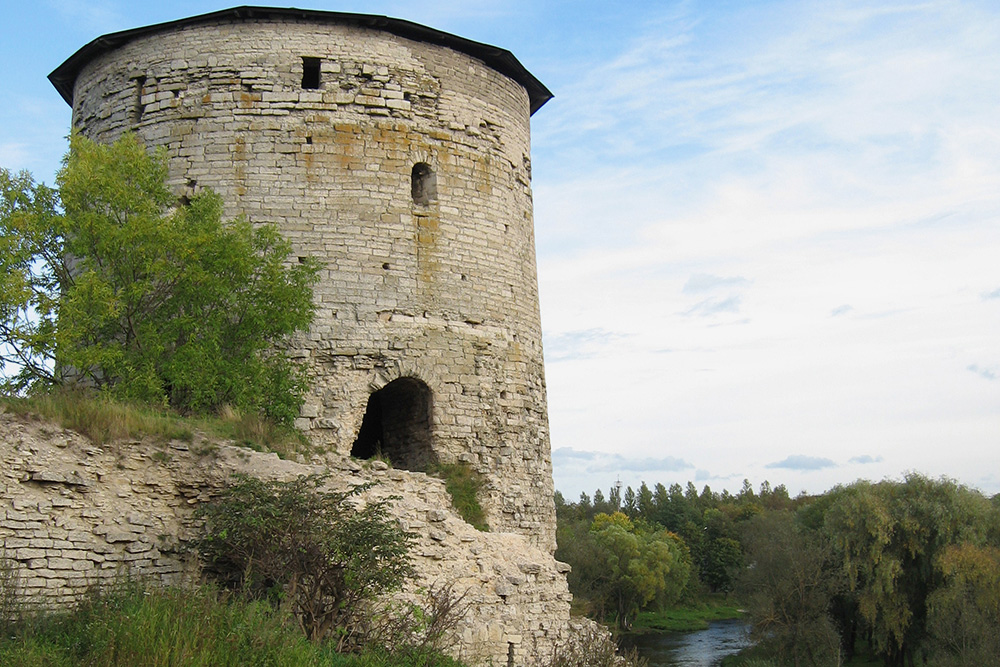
[350, 377, 436, 471]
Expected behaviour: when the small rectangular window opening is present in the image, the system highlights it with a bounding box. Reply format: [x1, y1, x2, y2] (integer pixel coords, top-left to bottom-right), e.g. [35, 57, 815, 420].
[302, 57, 321, 89]
[132, 75, 147, 125]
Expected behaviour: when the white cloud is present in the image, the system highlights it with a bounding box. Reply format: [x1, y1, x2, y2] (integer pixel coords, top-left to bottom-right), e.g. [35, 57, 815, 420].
[538, 0, 1000, 497]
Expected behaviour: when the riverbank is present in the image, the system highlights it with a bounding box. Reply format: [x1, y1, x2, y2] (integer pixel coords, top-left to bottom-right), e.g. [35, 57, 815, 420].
[720, 639, 885, 666]
[630, 596, 744, 634]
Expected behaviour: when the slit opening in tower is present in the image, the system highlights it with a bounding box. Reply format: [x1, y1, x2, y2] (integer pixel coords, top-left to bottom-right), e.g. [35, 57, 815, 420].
[411, 162, 436, 205]
[351, 377, 436, 471]
[132, 75, 146, 125]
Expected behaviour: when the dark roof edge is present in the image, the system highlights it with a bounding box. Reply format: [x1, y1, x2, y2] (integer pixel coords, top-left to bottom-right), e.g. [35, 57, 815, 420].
[48, 5, 552, 115]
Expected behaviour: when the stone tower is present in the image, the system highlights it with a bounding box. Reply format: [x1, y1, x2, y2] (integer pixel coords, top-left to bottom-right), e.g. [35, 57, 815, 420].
[50, 6, 557, 550]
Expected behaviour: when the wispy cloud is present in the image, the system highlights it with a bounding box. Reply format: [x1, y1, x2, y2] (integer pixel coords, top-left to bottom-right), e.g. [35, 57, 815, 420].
[766, 455, 837, 471]
[849, 454, 884, 465]
[684, 295, 742, 318]
[544, 328, 628, 362]
[553, 447, 693, 474]
[551, 447, 596, 462]
[983, 288, 1000, 300]
[683, 273, 750, 294]
[967, 364, 997, 381]
[831, 304, 853, 317]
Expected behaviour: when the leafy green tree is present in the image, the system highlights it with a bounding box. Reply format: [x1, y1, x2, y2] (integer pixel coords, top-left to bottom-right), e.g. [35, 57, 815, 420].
[926, 543, 1000, 666]
[622, 485, 637, 517]
[586, 512, 690, 630]
[823, 475, 997, 666]
[593, 488, 610, 515]
[608, 483, 622, 512]
[700, 536, 744, 594]
[636, 481, 655, 522]
[196, 474, 413, 647]
[653, 482, 700, 534]
[0, 133, 319, 423]
[0, 168, 63, 387]
[738, 511, 842, 667]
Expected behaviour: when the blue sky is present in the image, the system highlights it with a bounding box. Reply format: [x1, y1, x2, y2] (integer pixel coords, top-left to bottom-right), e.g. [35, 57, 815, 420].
[3, 1, 999, 499]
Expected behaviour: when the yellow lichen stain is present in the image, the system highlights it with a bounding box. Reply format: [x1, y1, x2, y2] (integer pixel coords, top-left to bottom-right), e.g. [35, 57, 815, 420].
[202, 94, 212, 104]
[415, 211, 441, 286]
[232, 136, 247, 199]
[476, 153, 493, 194]
[302, 150, 316, 183]
[238, 92, 261, 109]
[296, 128, 330, 185]
[508, 341, 524, 363]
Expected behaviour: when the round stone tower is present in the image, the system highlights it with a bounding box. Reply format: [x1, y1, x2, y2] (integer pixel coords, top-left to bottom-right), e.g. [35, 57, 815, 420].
[50, 7, 556, 551]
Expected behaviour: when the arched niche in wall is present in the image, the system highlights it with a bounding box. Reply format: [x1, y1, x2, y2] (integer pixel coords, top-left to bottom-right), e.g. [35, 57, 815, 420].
[350, 377, 436, 471]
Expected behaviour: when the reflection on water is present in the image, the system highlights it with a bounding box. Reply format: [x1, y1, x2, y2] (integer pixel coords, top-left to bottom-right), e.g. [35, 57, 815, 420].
[620, 619, 751, 667]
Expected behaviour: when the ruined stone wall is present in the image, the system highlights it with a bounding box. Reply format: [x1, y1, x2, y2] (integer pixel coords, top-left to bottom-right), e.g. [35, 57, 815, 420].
[62, 12, 555, 551]
[0, 411, 581, 665]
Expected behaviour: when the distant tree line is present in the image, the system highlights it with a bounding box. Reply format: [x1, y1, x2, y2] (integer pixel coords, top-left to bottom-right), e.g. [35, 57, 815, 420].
[555, 474, 1000, 666]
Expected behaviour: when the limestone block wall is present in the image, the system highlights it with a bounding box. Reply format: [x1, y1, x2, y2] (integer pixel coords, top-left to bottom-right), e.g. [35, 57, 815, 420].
[52, 8, 556, 551]
[0, 411, 580, 665]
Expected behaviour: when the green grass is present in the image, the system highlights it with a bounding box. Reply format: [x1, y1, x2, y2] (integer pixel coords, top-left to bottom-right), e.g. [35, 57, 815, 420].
[632, 596, 744, 633]
[428, 462, 489, 531]
[206, 404, 313, 459]
[0, 390, 311, 458]
[2, 390, 194, 445]
[0, 582, 322, 666]
[0, 582, 466, 667]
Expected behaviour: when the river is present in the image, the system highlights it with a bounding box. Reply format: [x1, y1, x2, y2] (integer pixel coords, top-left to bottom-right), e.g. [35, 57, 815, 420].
[619, 619, 751, 667]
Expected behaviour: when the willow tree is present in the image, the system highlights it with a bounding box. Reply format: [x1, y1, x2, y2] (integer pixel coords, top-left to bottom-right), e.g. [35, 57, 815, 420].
[823, 475, 998, 667]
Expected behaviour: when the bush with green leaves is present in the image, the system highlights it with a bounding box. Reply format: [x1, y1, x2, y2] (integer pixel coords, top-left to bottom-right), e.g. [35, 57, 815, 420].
[0, 133, 319, 424]
[568, 511, 691, 631]
[196, 474, 414, 649]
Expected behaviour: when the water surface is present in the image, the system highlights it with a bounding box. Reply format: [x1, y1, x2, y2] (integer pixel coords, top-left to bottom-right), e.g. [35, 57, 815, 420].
[621, 619, 751, 667]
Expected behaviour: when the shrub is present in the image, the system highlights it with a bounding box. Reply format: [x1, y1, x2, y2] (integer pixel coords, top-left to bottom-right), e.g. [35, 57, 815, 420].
[196, 474, 413, 648]
[549, 623, 647, 667]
